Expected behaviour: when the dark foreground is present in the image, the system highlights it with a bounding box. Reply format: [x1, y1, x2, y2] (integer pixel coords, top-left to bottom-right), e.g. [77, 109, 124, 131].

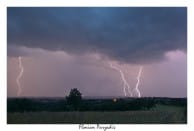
[7, 97, 187, 124]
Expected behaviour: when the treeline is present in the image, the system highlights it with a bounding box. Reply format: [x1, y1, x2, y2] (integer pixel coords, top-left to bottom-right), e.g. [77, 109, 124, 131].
[7, 97, 186, 112]
[79, 98, 156, 111]
[7, 98, 66, 112]
[153, 97, 187, 106]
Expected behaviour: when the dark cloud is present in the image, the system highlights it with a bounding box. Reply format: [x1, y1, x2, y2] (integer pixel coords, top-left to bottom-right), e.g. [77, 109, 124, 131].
[7, 7, 187, 64]
[7, 45, 28, 57]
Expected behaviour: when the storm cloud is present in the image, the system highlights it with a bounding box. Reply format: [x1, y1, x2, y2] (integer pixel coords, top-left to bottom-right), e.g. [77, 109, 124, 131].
[7, 7, 187, 64]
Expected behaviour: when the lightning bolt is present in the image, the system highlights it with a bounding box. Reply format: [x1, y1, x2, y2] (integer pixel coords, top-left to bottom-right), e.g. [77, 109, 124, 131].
[109, 62, 133, 97]
[16, 56, 24, 96]
[134, 66, 143, 98]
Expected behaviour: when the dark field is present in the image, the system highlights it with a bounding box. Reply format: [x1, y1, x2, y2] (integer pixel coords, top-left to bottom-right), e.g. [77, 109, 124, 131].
[7, 97, 187, 124]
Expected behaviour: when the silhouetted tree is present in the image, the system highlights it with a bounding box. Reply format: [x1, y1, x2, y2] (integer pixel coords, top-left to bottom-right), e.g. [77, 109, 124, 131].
[66, 88, 82, 110]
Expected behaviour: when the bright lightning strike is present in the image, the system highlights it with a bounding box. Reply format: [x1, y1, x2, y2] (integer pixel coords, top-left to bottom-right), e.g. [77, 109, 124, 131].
[109, 62, 132, 97]
[134, 66, 143, 98]
[16, 56, 24, 97]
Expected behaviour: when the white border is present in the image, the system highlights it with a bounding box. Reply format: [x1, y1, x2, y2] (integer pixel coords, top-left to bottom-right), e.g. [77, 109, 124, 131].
[0, 0, 194, 131]
[3, 0, 190, 7]
[0, 0, 7, 126]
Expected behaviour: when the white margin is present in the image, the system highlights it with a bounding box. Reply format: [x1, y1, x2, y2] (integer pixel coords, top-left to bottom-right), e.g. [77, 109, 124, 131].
[0, 0, 193, 131]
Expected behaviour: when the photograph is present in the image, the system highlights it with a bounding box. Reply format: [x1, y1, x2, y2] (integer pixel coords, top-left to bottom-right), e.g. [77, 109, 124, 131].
[7, 7, 187, 124]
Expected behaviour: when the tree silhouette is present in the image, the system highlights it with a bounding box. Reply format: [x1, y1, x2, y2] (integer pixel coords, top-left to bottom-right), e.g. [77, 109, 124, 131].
[66, 88, 82, 110]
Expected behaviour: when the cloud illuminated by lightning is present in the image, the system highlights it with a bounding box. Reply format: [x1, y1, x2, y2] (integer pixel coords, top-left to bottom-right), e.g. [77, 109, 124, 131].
[16, 56, 24, 96]
[133, 66, 143, 97]
[109, 62, 132, 97]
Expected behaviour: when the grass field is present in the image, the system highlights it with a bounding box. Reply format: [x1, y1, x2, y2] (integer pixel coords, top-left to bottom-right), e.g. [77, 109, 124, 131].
[7, 104, 186, 124]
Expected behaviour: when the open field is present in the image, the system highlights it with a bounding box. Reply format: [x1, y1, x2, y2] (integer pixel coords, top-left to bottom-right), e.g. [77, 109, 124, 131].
[7, 112, 186, 124]
[7, 98, 187, 124]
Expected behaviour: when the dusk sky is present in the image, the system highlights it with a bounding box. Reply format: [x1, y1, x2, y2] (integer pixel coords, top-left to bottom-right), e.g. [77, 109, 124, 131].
[7, 7, 187, 98]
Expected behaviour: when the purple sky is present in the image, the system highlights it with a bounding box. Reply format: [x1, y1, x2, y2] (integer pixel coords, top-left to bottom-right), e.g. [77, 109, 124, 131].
[7, 7, 187, 97]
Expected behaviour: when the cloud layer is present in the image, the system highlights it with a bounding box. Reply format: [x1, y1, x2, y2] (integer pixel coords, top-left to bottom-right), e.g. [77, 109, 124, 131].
[7, 7, 187, 64]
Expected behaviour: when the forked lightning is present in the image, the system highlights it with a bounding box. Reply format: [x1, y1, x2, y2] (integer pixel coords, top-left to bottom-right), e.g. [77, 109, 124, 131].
[16, 56, 24, 96]
[109, 62, 133, 97]
[134, 66, 143, 97]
